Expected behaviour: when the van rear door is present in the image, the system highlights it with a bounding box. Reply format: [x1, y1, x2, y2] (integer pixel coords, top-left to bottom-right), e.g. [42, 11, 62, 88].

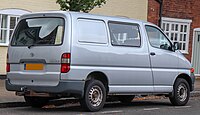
[7, 17, 67, 86]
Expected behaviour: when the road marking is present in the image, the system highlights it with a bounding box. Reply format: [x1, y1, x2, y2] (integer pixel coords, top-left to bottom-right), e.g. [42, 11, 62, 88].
[144, 108, 160, 111]
[101, 110, 123, 114]
[174, 106, 191, 109]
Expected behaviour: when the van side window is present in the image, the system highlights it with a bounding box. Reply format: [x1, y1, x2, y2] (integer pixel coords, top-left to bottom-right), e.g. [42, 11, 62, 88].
[109, 22, 141, 47]
[145, 26, 172, 51]
[78, 19, 107, 44]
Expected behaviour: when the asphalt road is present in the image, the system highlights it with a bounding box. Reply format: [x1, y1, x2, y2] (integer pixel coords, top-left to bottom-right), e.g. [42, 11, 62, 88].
[0, 96, 200, 115]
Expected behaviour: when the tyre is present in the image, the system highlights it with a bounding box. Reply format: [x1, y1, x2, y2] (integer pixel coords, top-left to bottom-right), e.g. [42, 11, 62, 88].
[24, 96, 50, 108]
[169, 78, 190, 106]
[80, 80, 106, 112]
[118, 95, 135, 104]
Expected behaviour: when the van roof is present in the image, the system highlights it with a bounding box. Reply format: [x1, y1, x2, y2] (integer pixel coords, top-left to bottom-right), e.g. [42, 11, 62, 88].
[20, 11, 152, 25]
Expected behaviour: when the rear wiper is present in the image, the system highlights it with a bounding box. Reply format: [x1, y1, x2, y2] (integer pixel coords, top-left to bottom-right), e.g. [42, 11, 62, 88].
[28, 44, 35, 49]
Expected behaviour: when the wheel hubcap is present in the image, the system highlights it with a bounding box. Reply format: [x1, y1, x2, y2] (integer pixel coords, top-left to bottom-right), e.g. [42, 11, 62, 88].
[177, 84, 187, 102]
[88, 85, 103, 107]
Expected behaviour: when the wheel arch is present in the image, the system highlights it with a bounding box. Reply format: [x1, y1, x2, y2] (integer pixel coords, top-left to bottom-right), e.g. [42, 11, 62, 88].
[85, 71, 109, 93]
[174, 73, 192, 91]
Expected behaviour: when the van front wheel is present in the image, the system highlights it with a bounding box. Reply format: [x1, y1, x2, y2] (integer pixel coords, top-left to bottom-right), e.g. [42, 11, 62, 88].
[169, 78, 190, 106]
[80, 80, 106, 112]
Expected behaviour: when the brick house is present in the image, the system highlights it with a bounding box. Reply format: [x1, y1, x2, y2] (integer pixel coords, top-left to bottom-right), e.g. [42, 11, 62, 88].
[0, 0, 148, 76]
[148, 0, 200, 76]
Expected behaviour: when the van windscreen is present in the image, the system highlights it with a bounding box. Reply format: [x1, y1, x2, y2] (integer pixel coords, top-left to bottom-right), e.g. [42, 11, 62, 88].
[11, 18, 64, 46]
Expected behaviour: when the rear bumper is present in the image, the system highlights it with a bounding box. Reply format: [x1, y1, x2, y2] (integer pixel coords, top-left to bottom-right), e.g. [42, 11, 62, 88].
[6, 79, 85, 97]
[191, 73, 196, 91]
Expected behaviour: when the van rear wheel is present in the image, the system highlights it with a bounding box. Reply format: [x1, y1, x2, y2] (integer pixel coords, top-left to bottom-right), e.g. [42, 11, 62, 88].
[80, 80, 106, 112]
[169, 78, 190, 106]
[24, 96, 50, 108]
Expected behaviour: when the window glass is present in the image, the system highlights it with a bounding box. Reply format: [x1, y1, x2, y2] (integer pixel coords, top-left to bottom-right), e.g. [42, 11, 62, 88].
[146, 26, 172, 51]
[0, 15, 8, 43]
[10, 17, 17, 29]
[184, 25, 187, 32]
[175, 24, 179, 31]
[0, 14, 19, 44]
[0, 30, 7, 43]
[11, 18, 64, 46]
[166, 24, 169, 31]
[78, 19, 107, 44]
[109, 22, 141, 47]
[181, 25, 183, 32]
[9, 30, 13, 38]
[171, 24, 174, 30]
[1, 15, 7, 28]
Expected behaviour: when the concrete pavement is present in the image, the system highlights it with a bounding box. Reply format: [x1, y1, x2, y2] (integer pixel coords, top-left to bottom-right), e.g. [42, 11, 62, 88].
[0, 80, 24, 103]
[194, 77, 200, 91]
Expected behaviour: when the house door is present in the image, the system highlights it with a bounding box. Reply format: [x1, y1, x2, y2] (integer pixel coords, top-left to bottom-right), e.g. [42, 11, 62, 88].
[192, 31, 200, 75]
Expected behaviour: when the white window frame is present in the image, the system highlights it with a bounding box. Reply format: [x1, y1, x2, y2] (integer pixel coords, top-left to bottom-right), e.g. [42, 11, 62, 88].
[162, 17, 192, 54]
[0, 15, 19, 46]
[0, 9, 30, 46]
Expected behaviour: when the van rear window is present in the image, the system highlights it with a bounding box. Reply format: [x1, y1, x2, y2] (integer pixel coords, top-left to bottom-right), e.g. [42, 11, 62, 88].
[11, 18, 64, 46]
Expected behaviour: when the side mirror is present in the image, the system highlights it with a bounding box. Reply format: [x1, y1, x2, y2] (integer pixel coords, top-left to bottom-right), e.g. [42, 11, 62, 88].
[173, 42, 179, 51]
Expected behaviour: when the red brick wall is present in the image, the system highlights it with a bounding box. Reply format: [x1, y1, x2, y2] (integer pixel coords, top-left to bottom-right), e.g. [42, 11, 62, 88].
[148, 0, 160, 26]
[148, 0, 200, 62]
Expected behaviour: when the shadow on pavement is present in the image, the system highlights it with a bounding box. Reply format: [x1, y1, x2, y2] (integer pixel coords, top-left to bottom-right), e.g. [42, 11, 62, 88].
[11, 99, 172, 113]
[0, 98, 172, 113]
[0, 102, 28, 108]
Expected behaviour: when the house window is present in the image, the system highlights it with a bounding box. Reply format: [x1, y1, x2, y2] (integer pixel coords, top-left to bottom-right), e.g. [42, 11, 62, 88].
[0, 9, 30, 46]
[162, 17, 192, 54]
[0, 14, 19, 45]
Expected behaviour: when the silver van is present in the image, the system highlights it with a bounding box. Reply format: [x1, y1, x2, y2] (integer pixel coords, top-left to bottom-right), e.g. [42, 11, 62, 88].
[6, 11, 195, 112]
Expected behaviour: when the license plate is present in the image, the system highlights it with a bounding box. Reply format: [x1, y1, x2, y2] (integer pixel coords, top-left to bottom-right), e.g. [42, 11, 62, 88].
[24, 63, 44, 70]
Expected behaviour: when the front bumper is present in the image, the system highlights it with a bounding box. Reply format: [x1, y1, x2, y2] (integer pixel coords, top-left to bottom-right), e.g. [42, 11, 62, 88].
[6, 79, 85, 97]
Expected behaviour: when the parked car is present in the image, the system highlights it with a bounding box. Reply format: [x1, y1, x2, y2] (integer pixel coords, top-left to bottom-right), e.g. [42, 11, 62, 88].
[6, 11, 195, 112]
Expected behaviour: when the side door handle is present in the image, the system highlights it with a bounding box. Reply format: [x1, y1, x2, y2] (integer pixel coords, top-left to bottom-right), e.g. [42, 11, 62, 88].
[150, 52, 156, 56]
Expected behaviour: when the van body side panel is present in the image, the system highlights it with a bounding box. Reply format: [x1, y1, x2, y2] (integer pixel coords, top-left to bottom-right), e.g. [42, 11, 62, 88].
[145, 24, 179, 89]
[178, 53, 195, 90]
[150, 48, 179, 86]
[64, 15, 153, 93]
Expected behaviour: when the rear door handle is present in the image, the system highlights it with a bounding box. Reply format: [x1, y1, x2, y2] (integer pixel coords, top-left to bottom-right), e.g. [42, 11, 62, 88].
[150, 52, 156, 56]
[20, 59, 46, 63]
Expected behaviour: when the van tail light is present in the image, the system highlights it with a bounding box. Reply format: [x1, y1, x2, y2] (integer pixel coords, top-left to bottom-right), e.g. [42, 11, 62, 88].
[190, 68, 195, 73]
[6, 63, 10, 72]
[6, 53, 10, 72]
[61, 53, 70, 73]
